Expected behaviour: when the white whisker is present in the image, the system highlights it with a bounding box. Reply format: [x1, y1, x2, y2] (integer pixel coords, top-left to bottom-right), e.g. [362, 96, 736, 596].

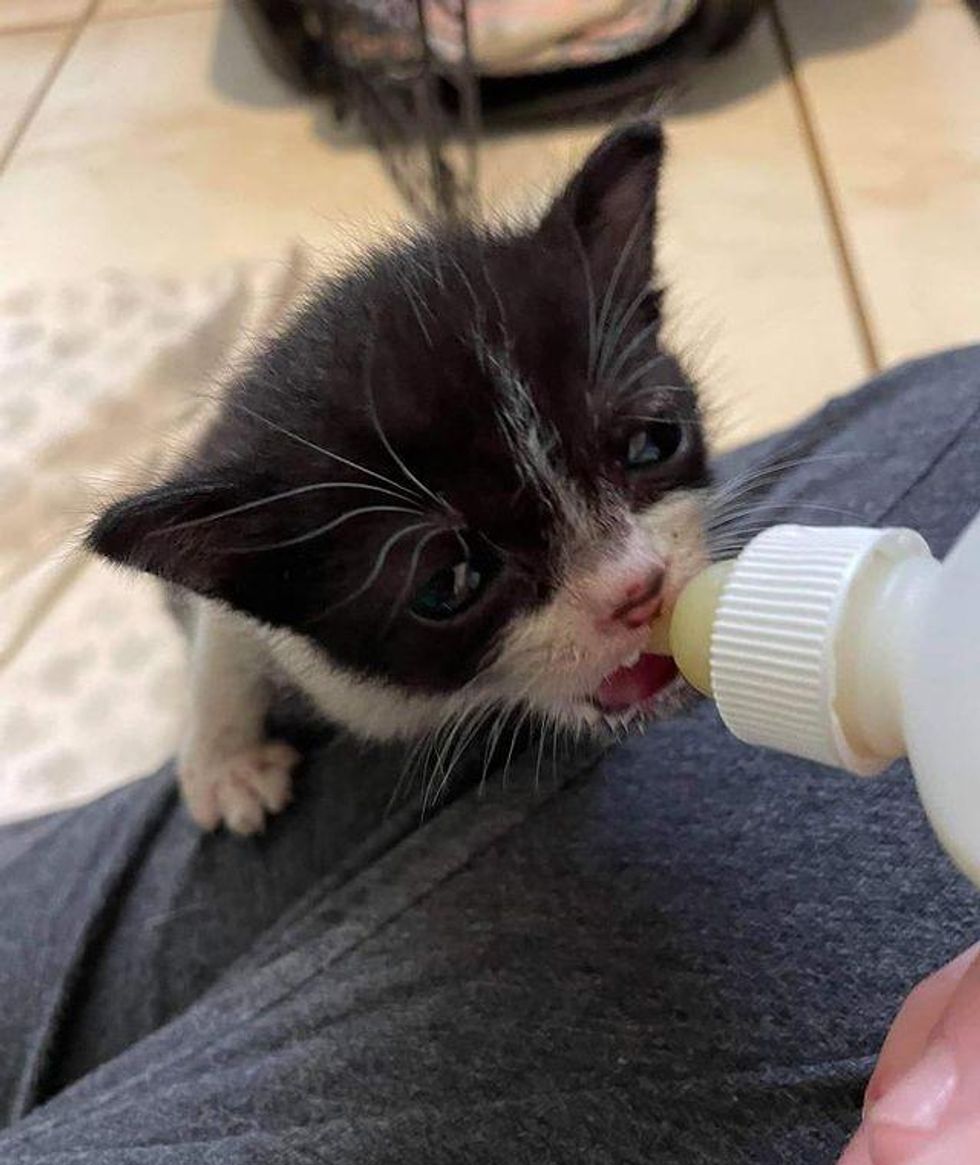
[319, 520, 439, 618]
[711, 452, 862, 508]
[230, 401, 422, 504]
[591, 204, 651, 385]
[501, 705, 533, 787]
[161, 481, 426, 534]
[569, 227, 598, 382]
[225, 504, 422, 555]
[448, 253, 482, 321]
[480, 705, 511, 794]
[532, 719, 549, 791]
[613, 349, 682, 397]
[396, 269, 434, 347]
[600, 302, 659, 396]
[384, 524, 455, 628]
[438, 706, 496, 803]
[705, 500, 863, 532]
[595, 280, 649, 386]
[549, 716, 561, 785]
[624, 414, 702, 427]
[363, 340, 452, 516]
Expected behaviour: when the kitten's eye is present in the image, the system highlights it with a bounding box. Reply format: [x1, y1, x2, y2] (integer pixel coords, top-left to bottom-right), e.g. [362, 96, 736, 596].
[623, 421, 683, 471]
[410, 550, 497, 622]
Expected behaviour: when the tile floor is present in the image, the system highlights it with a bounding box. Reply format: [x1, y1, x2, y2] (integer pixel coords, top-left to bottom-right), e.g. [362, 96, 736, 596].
[1, 0, 979, 815]
[3, 1, 978, 440]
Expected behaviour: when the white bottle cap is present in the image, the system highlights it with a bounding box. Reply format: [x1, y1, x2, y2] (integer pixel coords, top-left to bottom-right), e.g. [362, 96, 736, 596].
[710, 524, 931, 774]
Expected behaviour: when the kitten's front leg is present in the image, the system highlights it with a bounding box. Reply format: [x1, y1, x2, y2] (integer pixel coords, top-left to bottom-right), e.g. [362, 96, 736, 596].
[179, 600, 300, 835]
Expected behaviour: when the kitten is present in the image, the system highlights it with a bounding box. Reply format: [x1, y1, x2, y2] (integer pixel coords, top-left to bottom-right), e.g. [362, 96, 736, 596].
[87, 122, 711, 835]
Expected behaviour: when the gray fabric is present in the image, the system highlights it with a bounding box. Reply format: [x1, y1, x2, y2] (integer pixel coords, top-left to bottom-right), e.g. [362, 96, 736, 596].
[1, 347, 979, 1163]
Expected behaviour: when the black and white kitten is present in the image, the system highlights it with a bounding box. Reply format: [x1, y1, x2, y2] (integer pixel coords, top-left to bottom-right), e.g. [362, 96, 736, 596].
[88, 123, 711, 834]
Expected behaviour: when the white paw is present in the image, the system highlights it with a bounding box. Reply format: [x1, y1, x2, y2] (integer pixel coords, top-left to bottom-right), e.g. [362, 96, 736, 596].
[179, 741, 301, 835]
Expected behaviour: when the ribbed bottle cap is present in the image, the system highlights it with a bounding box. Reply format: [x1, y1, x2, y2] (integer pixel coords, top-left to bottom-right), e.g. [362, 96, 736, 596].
[711, 524, 929, 774]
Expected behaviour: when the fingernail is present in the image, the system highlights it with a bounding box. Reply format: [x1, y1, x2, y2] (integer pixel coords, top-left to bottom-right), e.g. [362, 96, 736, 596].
[866, 1040, 958, 1132]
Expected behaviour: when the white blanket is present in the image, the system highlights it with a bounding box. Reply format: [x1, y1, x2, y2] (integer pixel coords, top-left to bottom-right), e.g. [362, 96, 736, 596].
[0, 247, 313, 821]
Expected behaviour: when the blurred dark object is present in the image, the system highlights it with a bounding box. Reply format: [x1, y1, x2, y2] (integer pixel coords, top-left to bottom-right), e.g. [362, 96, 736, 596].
[234, 0, 762, 217]
[234, 0, 337, 92]
[695, 0, 766, 52]
[326, 1, 482, 221]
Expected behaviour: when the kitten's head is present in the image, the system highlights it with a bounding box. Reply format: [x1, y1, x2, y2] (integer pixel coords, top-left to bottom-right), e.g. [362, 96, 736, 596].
[89, 123, 710, 746]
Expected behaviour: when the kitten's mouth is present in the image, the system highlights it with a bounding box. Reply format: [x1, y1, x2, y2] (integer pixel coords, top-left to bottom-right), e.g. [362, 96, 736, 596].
[593, 652, 678, 713]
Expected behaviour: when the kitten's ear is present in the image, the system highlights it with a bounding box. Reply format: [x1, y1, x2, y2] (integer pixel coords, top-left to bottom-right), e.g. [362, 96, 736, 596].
[539, 120, 665, 295]
[86, 475, 275, 603]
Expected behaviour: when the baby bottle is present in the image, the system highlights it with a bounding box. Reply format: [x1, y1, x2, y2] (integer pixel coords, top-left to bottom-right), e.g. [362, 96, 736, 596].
[650, 514, 980, 886]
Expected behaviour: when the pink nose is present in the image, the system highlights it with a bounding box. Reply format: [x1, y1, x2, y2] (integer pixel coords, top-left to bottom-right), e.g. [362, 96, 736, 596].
[609, 567, 666, 629]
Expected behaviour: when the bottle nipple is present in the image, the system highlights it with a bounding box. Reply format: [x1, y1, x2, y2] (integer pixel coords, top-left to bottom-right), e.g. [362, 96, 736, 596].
[649, 525, 936, 777]
[640, 514, 980, 892]
[647, 561, 734, 696]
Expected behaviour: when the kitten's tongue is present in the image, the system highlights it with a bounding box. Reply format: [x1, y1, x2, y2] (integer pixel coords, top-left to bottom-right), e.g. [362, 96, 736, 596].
[596, 653, 677, 712]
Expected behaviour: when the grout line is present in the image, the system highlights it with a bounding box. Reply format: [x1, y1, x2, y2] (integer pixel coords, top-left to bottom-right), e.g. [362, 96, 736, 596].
[766, 0, 881, 375]
[0, 0, 100, 176]
[0, 20, 78, 35]
[0, 553, 89, 671]
[91, 1, 217, 23]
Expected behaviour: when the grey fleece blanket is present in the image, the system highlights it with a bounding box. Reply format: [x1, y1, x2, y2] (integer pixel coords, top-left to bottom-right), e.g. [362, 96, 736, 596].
[1, 346, 979, 1163]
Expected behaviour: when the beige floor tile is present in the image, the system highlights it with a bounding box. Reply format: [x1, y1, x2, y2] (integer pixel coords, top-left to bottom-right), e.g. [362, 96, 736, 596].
[0, 556, 185, 822]
[0, 0, 87, 33]
[0, 5, 404, 289]
[96, 0, 216, 18]
[480, 17, 868, 446]
[0, 28, 66, 158]
[2, 3, 868, 448]
[778, 0, 980, 366]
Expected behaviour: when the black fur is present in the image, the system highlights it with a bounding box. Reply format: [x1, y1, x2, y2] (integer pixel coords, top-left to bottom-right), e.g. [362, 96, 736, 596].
[88, 123, 708, 694]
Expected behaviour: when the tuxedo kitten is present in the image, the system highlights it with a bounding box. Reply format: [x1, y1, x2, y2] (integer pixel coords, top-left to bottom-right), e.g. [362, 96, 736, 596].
[88, 122, 711, 835]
